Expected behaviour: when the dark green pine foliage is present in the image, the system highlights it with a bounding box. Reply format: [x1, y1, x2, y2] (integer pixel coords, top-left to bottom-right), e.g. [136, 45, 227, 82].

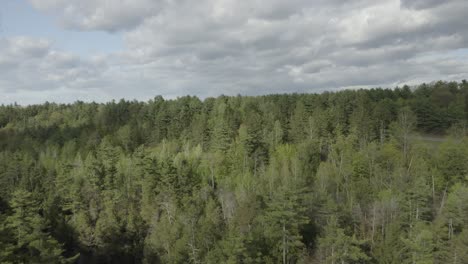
[0, 190, 77, 263]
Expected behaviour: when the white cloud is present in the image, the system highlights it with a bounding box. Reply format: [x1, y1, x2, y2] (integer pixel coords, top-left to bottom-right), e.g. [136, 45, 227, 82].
[0, 37, 108, 101]
[2, 0, 468, 104]
[29, 0, 165, 31]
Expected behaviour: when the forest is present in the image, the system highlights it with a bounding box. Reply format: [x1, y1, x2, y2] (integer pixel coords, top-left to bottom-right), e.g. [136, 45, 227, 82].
[0, 80, 468, 263]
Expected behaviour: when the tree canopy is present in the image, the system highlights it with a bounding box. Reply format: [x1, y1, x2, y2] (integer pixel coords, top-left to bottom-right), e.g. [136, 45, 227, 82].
[1, 81, 468, 263]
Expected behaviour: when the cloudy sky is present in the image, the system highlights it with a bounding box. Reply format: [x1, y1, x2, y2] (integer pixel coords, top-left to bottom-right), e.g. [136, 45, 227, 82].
[1, 0, 468, 104]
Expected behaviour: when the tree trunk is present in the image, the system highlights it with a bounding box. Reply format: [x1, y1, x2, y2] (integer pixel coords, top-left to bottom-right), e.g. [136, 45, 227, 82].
[283, 222, 286, 264]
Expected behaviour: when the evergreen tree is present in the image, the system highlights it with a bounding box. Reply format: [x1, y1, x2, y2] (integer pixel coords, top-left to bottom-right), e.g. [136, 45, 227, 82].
[0, 190, 76, 263]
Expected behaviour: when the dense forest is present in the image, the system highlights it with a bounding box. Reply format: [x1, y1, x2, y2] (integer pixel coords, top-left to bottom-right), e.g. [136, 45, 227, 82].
[1, 80, 468, 263]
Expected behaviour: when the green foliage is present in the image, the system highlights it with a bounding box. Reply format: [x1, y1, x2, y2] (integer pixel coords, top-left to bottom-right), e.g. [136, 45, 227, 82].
[0, 190, 77, 263]
[0, 81, 468, 263]
[316, 216, 371, 263]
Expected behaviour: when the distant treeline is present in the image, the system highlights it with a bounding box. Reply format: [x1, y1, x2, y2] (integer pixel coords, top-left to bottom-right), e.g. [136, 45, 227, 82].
[1, 80, 468, 263]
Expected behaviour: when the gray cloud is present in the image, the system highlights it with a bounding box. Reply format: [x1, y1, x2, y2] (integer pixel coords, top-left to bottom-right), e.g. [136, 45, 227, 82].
[0, 37, 109, 103]
[29, 0, 166, 32]
[3, 0, 468, 104]
[400, 0, 447, 10]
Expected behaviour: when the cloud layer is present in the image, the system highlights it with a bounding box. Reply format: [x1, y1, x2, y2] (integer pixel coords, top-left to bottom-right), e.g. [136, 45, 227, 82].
[2, 0, 468, 104]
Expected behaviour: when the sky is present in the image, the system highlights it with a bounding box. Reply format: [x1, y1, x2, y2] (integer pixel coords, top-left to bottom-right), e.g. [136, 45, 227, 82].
[1, 0, 468, 104]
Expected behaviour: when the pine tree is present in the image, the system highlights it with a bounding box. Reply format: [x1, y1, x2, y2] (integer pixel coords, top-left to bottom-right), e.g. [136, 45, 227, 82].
[316, 215, 370, 264]
[402, 222, 434, 264]
[261, 186, 309, 264]
[1, 189, 76, 263]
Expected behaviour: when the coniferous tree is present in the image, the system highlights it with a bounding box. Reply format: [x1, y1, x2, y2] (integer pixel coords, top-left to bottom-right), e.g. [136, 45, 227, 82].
[1, 190, 77, 263]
